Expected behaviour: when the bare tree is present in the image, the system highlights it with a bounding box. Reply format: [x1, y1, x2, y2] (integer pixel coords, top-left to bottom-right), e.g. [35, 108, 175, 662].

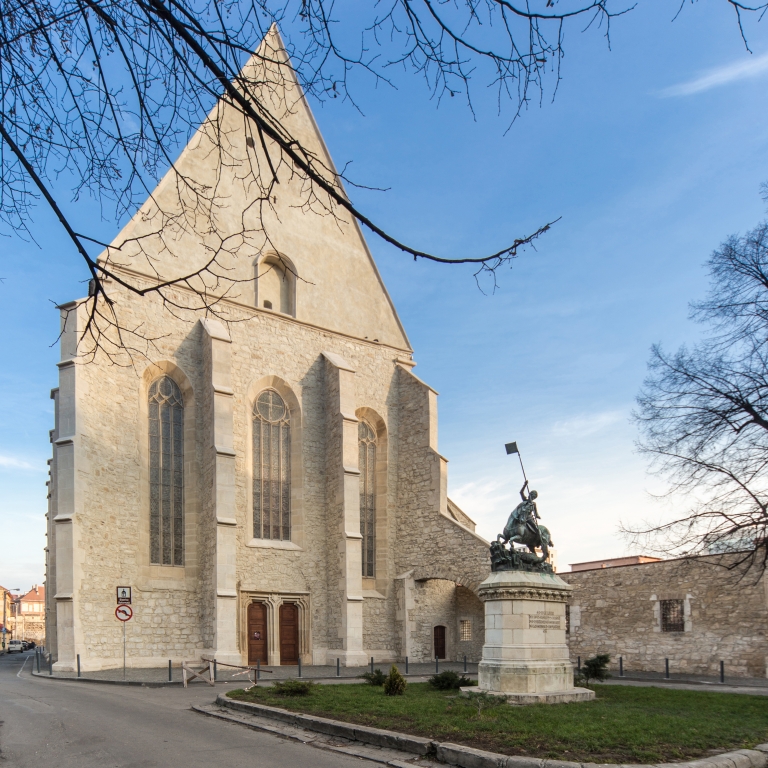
[632, 216, 768, 574]
[1, 0, 766, 360]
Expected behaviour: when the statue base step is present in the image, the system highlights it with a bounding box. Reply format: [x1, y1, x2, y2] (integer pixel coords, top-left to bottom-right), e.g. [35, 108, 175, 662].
[460, 686, 595, 705]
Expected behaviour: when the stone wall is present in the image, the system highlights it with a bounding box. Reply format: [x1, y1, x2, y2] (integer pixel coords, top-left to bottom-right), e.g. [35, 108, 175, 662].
[561, 555, 768, 678]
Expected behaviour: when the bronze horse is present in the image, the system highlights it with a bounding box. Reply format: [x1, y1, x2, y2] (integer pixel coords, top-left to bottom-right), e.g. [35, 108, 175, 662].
[497, 489, 553, 563]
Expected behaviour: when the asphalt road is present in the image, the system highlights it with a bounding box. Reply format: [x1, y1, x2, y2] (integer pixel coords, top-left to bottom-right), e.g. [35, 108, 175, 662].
[0, 650, 369, 768]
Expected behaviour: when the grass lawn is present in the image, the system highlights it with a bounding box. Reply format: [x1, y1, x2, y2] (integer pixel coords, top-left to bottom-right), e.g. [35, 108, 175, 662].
[227, 682, 768, 763]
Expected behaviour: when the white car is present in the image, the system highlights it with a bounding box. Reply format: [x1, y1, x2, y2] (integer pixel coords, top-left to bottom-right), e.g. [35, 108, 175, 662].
[7, 640, 24, 653]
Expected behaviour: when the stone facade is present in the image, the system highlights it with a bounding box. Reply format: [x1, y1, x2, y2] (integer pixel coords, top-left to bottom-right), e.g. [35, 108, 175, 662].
[562, 554, 768, 679]
[44, 29, 490, 672]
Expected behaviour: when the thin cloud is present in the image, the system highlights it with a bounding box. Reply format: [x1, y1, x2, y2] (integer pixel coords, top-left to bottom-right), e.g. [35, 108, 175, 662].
[551, 410, 624, 438]
[661, 52, 768, 97]
[0, 454, 42, 471]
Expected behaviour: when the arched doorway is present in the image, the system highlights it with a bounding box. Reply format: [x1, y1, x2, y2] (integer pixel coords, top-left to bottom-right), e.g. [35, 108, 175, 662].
[279, 603, 299, 665]
[247, 603, 268, 665]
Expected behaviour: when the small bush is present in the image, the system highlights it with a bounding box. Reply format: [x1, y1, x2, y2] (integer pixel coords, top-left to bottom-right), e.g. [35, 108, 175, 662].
[383, 664, 407, 696]
[360, 669, 387, 686]
[272, 679, 317, 696]
[429, 670, 475, 690]
[580, 654, 611, 686]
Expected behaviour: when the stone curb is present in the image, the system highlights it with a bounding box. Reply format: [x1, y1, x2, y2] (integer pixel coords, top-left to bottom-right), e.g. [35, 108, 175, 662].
[217, 695, 768, 768]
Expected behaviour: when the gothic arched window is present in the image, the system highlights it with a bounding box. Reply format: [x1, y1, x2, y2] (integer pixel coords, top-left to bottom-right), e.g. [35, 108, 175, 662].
[253, 390, 291, 540]
[149, 376, 184, 566]
[359, 420, 376, 577]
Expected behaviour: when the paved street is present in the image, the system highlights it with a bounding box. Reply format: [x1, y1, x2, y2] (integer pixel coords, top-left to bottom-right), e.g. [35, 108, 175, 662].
[0, 651, 372, 768]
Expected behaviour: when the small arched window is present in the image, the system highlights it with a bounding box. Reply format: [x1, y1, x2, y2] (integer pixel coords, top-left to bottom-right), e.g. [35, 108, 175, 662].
[257, 256, 295, 315]
[149, 376, 184, 566]
[253, 389, 291, 540]
[359, 420, 376, 577]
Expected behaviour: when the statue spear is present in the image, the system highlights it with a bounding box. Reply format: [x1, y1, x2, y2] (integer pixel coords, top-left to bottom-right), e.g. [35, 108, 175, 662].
[505, 441, 543, 540]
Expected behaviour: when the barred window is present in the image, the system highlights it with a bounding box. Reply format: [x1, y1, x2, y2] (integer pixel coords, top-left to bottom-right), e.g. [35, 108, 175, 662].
[660, 599, 685, 632]
[460, 620, 472, 641]
[149, 376, 184, 566]
[253, 390, 291, 540]
[359, 420, 376, 577]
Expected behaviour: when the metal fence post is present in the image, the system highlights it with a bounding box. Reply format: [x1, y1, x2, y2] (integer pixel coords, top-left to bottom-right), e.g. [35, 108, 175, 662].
[77, 654, 81, 678]
[464, 655, 467, 673]
[336, 657, 340, 677]
[257, 658, 260, 680]
[213, 659, 217, 682]
[298, 657, 302, 678]
[665, 658, 669, 679]
[36, 648, 40, 673]
[435, 656, 439, 674]
[48, 653, 53, 676]
[405, 656, 409, 675]
[619, 656, 623, 677]
[168, 660, 172, 682]
[720, 660, 725, 684]
[577, 656, 581, 672]
[370, 657, 374, 675]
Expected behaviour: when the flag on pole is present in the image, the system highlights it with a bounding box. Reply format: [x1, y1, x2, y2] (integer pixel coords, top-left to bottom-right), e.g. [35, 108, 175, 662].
[505, 442, 519, 455]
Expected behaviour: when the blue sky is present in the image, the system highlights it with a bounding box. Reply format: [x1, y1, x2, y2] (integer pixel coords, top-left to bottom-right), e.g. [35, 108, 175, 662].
[1, 2, 767, 588]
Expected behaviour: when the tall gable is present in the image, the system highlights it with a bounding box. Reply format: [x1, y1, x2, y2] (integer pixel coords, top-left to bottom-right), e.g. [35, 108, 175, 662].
[99, 27, 410, 350]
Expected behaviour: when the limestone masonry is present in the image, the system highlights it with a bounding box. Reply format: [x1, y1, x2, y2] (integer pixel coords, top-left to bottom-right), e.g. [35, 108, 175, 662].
[562, 553, 768, 679]
[44, 28, 490, 672]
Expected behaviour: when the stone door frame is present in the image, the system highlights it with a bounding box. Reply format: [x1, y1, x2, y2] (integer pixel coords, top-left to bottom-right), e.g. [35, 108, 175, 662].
[238, 589, 310, 667]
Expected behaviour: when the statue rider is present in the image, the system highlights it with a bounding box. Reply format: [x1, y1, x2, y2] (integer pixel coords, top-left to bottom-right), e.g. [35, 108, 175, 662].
[499, 483, 543, 549]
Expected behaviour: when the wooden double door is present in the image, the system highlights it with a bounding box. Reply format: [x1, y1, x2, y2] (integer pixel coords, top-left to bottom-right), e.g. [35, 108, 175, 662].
[247, 602, 299, 666]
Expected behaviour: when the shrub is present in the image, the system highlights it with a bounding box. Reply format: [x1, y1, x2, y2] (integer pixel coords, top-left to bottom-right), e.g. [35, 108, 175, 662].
[580, 654, 611, 686]
[429, 670, 475, 690]
[272, 679, 316, 696]
[360, 669, 387, 686]
[383, 664, 407, 696]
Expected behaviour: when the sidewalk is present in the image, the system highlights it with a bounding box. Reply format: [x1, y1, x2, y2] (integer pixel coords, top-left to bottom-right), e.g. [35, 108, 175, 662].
[31, 659, 478, 686]
[604, 669, 768, 689]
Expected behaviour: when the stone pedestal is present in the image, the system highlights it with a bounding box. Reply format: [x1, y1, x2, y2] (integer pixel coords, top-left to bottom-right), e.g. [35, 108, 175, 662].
[468, 570, 594, 704]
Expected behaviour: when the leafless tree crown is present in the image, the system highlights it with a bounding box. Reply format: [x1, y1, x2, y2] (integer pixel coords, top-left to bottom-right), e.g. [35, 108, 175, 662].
[1, 0, 766, 360]
[632, 220, 768, 575]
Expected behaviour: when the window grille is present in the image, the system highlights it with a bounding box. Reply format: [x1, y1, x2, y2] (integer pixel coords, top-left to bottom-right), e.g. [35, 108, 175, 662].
[460, 620, 472, 641]
[253, 390, 291, 540]
[660, 599, 685, 632]
[149, 376, 184, 566]
[359, 420, 376, 577]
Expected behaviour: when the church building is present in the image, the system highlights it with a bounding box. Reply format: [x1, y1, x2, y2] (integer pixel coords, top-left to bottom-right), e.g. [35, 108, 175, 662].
[44, 28, 490, 672]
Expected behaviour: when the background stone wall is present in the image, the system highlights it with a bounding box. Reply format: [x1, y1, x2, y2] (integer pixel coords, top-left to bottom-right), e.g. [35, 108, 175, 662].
[562, 554, 768, 678]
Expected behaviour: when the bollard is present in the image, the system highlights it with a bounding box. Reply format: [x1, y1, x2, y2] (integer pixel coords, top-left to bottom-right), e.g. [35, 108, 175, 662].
[720, 660, 725, 684]
[665, 658, 669, 679]
[619, 656, 623, 677]
[337, 657, 340, 677]
[48, 653, 53, 676]
[298, 657, 302, 678]
[405, 656, 409, 675]
[213, 659, 217, 682]
[577, 656, 581, 672]
[77, 654, 81, 678]
[435, 656, 439, 674]
[464, 655, 467, 673]
[257, 658, 260, 680]
[168, 659, 172, 682]
[370, 657, 374, 675]
[36, 648, 40, 673]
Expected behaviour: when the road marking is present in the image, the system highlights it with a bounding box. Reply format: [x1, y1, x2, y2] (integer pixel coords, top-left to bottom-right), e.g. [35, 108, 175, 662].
[17, 654, 29, 678]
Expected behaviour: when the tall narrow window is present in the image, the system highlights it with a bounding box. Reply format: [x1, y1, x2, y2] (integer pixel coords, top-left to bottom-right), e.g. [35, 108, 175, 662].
[253, 390, 291, 540]
[149, 376, 184, 566]
[359, 420, 376, 577]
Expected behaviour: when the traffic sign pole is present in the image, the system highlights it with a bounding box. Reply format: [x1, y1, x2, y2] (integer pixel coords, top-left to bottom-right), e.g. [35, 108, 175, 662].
[114, 604, 133, 680]
[123, 620, 126, 681]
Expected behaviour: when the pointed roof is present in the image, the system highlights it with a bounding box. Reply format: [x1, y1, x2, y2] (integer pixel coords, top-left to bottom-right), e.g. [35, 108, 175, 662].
[100, 26, 411, 351]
